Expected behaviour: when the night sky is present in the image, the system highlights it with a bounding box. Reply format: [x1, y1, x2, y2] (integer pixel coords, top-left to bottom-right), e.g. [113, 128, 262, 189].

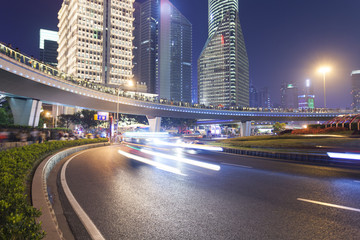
[2, 0, 360, 108]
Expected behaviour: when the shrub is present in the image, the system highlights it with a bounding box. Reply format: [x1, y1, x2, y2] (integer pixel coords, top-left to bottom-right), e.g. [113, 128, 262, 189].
[0, 138, 107, 239]
[291, 127, 349, 135]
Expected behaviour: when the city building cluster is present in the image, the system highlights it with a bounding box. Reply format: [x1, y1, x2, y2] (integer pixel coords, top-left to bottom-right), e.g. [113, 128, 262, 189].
[13, 0, 360, 111]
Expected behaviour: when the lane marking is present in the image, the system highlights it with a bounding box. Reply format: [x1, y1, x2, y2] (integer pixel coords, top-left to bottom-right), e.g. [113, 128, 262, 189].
[61, 151, 105, 240]
[221, 163, 253, 169]
[355, 180, 360, 183]
[297, 198, 360, 213]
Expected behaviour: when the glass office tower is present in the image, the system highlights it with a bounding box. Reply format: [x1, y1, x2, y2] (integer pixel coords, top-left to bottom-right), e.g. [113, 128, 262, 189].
[198, 0, 249, 107]
[133, 0, 192, 102]
[39, 29, 59, 67]
[58, 0, 135, 87]
[159, 0, 192, 102]
[138, 0, 159, 94]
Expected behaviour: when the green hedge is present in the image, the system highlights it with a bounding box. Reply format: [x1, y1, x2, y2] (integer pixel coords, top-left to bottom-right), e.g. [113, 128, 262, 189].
[0, 138, 108, 239]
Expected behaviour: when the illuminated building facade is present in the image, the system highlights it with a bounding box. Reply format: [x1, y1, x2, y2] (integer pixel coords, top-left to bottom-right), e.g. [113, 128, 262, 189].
[298, 79, 315, 110]
[208, 0, 238, 38]
[135, 0, 159, 94]
[159, 0, 192, 102]
[198, 0, 249, 107]
[58, 0, 135, 87]
[280, 83, 298, 109]
[132, 2, 141, 86]
[351, 70, 360, 110]
[133, 0, 192, 101]
[39, 29, 59, 67]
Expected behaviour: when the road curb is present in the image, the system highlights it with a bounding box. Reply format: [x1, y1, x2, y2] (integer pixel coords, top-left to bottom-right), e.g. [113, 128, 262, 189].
[32, 142, 109, 240]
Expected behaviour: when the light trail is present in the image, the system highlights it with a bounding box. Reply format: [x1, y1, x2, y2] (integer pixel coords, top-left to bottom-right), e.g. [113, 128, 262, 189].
[118, 150, 186, 176]
[297, 198, 360, 213]
[153, 139, 223, 152]
[327, 152, 360, 160]
[139, 148, 221, 171]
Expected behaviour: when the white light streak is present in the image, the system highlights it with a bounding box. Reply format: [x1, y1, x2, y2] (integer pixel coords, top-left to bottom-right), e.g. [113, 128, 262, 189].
[118, 150, 185, 176]
[327, 152, 360, 160]
[140, 148, 221, 171]
[123, 132, 169, 138]
[154, 140, 223, 152]
[297, 198, 360, 213]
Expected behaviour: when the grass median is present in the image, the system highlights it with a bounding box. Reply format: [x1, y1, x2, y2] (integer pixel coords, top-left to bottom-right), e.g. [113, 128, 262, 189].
[0, 138, 108, 239]
[212, 134, 360, 153]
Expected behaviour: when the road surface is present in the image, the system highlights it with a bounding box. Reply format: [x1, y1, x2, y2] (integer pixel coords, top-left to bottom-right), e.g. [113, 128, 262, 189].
[60, 143, 360, 239]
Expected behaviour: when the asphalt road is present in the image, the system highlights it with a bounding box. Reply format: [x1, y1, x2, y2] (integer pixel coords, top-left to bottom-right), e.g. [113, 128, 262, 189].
[61, 143, 360, 239]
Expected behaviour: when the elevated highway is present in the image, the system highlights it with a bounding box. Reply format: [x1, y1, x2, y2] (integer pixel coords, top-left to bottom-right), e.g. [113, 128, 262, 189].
[0, 54, 347, 122]
[0, 43, 353, 133]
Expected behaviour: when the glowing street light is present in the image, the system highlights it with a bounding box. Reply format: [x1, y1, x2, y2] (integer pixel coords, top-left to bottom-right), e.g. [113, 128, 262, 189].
[318, 66, 331, 108]
[116, 80, 135, 125]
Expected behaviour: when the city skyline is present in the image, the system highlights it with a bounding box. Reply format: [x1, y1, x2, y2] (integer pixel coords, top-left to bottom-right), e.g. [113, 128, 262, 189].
[2, 0, 360, 108]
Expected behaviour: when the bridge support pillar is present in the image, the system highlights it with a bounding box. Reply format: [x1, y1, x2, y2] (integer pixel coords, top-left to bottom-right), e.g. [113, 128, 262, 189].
[240, 121, 252, 137]
[147, 116, 162, 132]
[9, 98, 42, 127]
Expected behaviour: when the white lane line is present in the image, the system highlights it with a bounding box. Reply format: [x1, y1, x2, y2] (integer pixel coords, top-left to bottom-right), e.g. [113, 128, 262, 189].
[221, 163, 253, 169]
[297, 198, 360, 213]
[61, 151, 105, 240]
[354, 181, 360, 183]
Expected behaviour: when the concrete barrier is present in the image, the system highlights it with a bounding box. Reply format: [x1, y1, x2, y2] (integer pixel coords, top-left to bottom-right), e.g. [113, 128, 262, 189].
[222, 147, 332, 166]
[32, 142, 109, 240]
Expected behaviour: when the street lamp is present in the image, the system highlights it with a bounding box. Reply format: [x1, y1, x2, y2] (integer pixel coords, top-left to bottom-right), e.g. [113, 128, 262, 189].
[318, 66, 331, 108]
[116, 80, 134, 129]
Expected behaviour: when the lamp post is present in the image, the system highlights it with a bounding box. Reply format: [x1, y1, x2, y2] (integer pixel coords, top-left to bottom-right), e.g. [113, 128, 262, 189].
[318, 66, 331, 108]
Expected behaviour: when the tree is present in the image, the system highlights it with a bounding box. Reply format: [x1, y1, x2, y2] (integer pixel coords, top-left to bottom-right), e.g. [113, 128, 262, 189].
[161, 117, 197, 133]
[273, 122, 286, 133]
[38, 111, 53, 128]
[0, 97, 13, 125]
[73, 109, 100, 130]
[119, 114, 148, 126]
[58, 114, 75, 129]
[0, 108, 11, 125]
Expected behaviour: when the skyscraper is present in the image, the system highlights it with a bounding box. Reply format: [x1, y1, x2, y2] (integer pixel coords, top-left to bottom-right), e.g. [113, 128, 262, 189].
[133, 2, 141, 85]
[159, 0, 192, 102]
[39, 29, 59, 67]
[133, 0, 192, 102]
[198, 0, 249, 107]
[249, 85, 258, 108]
[57, 0, 134, 87]
[137, 0, 159, 94]
[280, 83, 298, 109]
[258, 87, 271, 108]
[298, 79, 315, 110]
[351, 70, 360, 110]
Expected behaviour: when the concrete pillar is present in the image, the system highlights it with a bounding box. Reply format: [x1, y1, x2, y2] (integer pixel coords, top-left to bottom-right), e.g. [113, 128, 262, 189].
[9, 98, 42, 127]
[147, 116, 162, 132]
[240, 121, 252, 137]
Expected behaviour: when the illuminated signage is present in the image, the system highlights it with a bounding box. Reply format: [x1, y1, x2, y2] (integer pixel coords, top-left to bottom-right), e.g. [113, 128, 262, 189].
[308, 98, 314, 109]
[96, 112, 109, 121]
